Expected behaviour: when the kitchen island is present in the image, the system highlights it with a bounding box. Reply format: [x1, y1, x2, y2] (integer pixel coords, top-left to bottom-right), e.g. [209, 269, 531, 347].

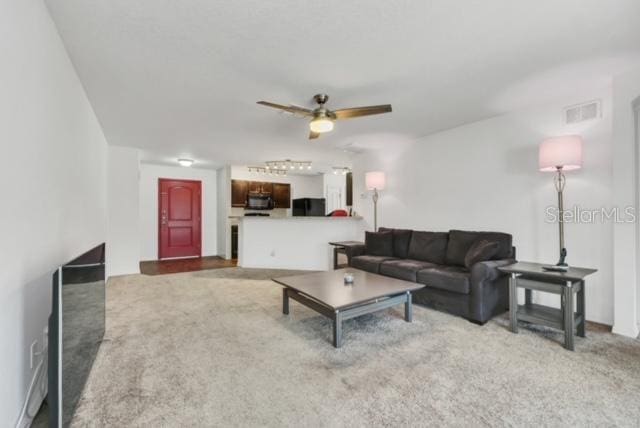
[235, 216, 365, 271]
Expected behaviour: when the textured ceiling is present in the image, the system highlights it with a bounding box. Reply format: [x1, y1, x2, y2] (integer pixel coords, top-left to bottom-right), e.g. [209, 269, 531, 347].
[45, 0, 640, 169]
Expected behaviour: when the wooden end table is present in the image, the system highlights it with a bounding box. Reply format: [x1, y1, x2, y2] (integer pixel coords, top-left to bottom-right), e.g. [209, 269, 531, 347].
[328, 241, 364, 270]
[498, 262, 597, 351]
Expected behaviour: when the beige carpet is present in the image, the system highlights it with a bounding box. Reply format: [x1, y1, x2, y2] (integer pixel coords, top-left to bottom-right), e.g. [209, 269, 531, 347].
[72, 268, 640, 427]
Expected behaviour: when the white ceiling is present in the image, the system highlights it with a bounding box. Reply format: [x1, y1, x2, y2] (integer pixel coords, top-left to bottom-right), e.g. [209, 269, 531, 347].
[45, 0, 640, 169]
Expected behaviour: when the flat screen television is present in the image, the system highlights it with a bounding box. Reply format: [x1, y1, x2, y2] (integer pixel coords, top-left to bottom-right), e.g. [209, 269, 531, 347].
[48, 243, 105, 427]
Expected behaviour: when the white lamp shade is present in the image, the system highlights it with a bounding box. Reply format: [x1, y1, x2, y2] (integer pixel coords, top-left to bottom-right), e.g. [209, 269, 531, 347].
[365, 171, 386, 190]
[538, 135, 583, 172]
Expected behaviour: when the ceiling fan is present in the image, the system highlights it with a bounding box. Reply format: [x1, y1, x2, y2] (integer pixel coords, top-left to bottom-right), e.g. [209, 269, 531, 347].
[257, 94, 392, 140]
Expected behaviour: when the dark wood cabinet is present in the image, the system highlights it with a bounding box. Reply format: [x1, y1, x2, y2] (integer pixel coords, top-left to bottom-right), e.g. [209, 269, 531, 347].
[231, 179, 289, 208]
[231, 225, 238, 258]
[272, 183, 291, 208]
[346, 172, 353, 206]
[231, 180, 249, 207]
[249, 181, 273, 194]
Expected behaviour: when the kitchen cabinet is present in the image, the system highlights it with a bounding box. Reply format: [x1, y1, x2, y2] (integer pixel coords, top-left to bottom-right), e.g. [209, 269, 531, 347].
[231, 180, 249, 207]
[272, 183, 291, 208]
[231, 180, 289, 208]
[249, 181, 273, 194]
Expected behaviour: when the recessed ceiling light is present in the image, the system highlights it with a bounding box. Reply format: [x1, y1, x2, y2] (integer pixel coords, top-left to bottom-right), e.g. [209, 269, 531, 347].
[178, 158, 194, 167]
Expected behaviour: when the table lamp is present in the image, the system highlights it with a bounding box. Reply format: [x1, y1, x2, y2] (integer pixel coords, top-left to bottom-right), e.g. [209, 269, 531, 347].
[365, 171, 385, 231]
[539, 135, 583, 270]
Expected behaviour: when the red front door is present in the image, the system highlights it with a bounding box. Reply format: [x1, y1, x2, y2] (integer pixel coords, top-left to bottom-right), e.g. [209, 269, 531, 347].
[158, 179, 202, 259]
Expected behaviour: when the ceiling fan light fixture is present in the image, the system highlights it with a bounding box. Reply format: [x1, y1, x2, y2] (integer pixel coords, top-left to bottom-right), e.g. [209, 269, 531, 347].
[309, 117, 334, 133]
[257, 94, 391, 140]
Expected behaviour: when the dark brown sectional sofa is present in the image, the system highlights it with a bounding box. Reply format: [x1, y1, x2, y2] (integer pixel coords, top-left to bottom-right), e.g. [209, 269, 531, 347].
[348, 228, 516, 324]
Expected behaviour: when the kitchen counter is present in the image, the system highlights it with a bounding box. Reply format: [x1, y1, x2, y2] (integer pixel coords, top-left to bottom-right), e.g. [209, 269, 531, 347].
[229, 215, 363, 220]
[236, 215, 365, 270]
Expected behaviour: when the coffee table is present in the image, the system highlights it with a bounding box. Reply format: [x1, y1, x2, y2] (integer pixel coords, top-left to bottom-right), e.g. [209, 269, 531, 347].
[272, 268, 425, 348]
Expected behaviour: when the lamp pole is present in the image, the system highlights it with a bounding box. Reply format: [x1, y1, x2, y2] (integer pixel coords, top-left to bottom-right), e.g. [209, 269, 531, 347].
[372, 188, 379, 231]
[365, 171, 385, 232]
[554, 166, 568, 266]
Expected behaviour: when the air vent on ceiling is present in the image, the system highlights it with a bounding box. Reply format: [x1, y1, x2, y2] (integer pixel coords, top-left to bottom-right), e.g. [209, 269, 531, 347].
[564, 100, 601, 124]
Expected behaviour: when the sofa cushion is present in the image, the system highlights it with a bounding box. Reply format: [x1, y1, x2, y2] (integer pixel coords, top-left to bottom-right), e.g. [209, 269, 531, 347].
[365, 231, 394, 257]
[351, 255, 396, 274]
[379, 259, 438, 282]
[379, 227, 413, 258]
[445, 230, 513, 266]
[464, 240, 500, 269]
[407, 231, 449, 264]
[416, 266, 471, 295]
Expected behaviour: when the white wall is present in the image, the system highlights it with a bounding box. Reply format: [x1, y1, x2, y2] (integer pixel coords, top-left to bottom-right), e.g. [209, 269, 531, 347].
[0, 0, 108, 425]
[353, 89, 615, 325]
[139, 164, 217, 260]
[238, 217, 364, 270]
[216, 166, 232, 259]
[290, 175, 324, 200]
[107, 146, 140, 276]
[611, 67, 640, 337]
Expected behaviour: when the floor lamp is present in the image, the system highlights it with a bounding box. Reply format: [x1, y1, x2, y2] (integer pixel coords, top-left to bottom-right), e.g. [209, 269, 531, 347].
[539, 135, 583, 270]
[365, 171, 386, 231]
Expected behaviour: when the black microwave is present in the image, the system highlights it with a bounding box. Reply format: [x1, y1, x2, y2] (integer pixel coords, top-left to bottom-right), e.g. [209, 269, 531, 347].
[246, 192, 274, 210]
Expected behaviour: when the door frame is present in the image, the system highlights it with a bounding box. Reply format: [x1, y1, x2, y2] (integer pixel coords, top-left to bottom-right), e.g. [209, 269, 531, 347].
[158, 178, 203, 260]
[635, 97, 640, 332]
[325, 185, 343, 213]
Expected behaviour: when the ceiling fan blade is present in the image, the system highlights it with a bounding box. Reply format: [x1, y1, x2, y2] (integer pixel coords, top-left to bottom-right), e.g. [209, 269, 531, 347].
[257, 101, 313, 116]
[333, 104, 392, 120]
[309, 131, 321, 140]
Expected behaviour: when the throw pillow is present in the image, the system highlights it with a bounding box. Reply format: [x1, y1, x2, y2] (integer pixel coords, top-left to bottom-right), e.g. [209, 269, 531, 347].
[365, 231, 394, 257]
[464, 239, 500, 269]
[379, 227, 413, 258]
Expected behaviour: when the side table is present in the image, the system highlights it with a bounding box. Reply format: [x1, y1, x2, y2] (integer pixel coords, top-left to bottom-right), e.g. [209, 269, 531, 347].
[498, 262, 597, 351]
[328, 241, 364, 270]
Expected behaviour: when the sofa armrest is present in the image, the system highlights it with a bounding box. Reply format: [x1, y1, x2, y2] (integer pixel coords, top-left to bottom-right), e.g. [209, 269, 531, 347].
[468, 258, 516, 323]
[345, 244, 366, 265]
[471, 259, 516, 284]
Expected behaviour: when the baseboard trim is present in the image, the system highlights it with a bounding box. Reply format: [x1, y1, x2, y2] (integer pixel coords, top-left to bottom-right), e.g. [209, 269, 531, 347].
[612, 322, 640, 338]
[585, 320, 612, 332]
